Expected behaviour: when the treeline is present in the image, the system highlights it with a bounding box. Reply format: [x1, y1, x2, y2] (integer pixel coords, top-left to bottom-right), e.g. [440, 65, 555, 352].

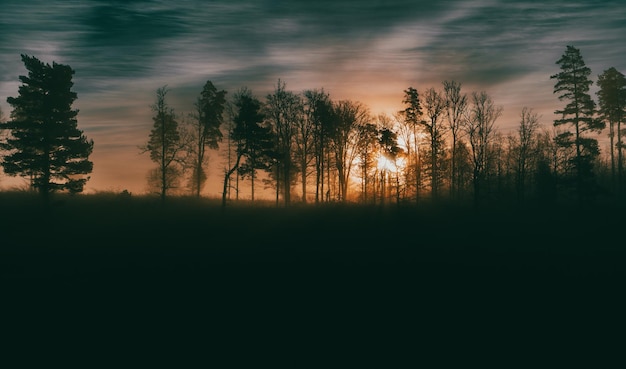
[1, 45, 625, 208]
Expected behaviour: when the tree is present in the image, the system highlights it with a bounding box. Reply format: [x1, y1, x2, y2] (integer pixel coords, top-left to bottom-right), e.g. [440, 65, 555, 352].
[534, 129, 559, 206]
[221, 100, 239, 200]
[189, 80, 227, 197]
[1, 54, 93, 202]
[378, 126, 404, 205]
[422, 87, 448, 199]
[401, 87, 423, 203]
[331, 100, 370, 202]
[296, 89, 323, 203]
[596, 67, 626, 194]
[551, 45, 605, 204]
[221, 88, 272, 208]
[354, 122, 379, 203]
[142, 86, 184, 202]
[465, 91, 502, 206]
[265, 79, 302, 206]
[0, 106, 5, 185]
[305, 89, 335, 204]
[443, 80, 468, 199]
[514, 107, 541, 203]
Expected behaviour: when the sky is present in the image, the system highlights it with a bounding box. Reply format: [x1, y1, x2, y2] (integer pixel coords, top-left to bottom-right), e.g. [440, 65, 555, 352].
[1, 0, 625, 196]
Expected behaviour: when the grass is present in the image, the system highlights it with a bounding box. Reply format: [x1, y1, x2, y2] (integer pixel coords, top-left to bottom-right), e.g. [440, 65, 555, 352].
[1, 191, 624, 366]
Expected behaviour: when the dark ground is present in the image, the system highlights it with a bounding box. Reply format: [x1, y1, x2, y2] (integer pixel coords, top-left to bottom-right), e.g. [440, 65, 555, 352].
[1, 193, 624, 367]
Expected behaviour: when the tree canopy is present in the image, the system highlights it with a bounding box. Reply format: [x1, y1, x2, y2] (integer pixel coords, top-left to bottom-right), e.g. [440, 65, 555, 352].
[0, 54, 93, 199]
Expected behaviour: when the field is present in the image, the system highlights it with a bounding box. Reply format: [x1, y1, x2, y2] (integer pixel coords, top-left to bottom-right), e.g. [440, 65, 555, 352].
[1, 192, 624, 367]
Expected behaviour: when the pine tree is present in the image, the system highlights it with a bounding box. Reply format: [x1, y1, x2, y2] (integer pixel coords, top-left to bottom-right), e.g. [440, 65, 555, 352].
[0, 54, 93, 201]
[596, 67, 626, 194]
[550, 45, 604, 204]
[190, 80, 227, 197]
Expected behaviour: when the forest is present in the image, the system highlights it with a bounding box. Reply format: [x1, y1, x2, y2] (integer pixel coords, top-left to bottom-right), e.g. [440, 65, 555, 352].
[1, 46, 626, 211]
[136, 45, 626, 210]
[1, 46, 625, 367]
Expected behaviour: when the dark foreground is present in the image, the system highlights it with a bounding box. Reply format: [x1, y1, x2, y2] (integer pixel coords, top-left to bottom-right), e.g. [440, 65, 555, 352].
[1, 193, 624, 367]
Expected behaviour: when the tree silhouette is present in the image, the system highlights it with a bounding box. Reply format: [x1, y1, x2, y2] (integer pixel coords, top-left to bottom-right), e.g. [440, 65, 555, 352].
[1, 54, 93, 202]
[305, 89, 335, 204]
[596, 67, 626, 194]
[265, 80, 302, 206]
[221, 88, 272, 208]
[331, 100, 370, 202]
[378, 126, 404, 205]
[551, 45, 605, 205]
[143, 86, 184, 202]
[514, 107, 541, 203]
[401, 87, 423, 203]
[422, 87, 448, 200]
[465, 91, 502, 206]
[190, 80, 227, 197]
[296, 90, 323, 203]
[443, 80, 468, 200]
[354, 122, 379, 203]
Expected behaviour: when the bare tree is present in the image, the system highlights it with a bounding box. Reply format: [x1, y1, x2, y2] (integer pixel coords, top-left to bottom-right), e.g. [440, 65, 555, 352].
[295, 90, 320, 203]
[422, 87, 448, 199]
[514, 107, 541, 203]
[443, 80, 468, 199]
[304, 89, 335, 204]
[331, 100, 370, 202]
[354, 122, 379, 203]
[265, 79, 302, 206]
[465, 91, 502, 206]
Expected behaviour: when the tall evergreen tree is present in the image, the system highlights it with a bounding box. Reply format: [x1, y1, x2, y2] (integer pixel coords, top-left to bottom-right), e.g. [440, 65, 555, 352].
[401, 87, 423, 203]
[550, 45, 604, 204]
[596, 67, 626, 194]
[1, 54, 93, 201]
[190, 80, 227, 197]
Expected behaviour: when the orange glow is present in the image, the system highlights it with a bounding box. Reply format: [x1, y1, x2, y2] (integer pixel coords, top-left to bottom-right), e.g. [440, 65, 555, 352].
[377, 154, 406, 173]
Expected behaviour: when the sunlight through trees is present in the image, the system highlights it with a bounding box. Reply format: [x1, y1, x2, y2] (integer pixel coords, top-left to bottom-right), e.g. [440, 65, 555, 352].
[2, 45, 625, 208]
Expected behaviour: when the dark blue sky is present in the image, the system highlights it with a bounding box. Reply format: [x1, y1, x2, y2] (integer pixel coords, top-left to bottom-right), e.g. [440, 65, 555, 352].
[1, 0, 625, 194]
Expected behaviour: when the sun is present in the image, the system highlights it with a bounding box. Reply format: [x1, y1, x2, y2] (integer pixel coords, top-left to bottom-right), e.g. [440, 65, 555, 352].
[377, 154, 406, 173]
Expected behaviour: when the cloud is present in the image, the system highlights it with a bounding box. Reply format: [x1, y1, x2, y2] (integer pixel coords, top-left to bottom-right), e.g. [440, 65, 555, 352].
[2, 0, 626, 193]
